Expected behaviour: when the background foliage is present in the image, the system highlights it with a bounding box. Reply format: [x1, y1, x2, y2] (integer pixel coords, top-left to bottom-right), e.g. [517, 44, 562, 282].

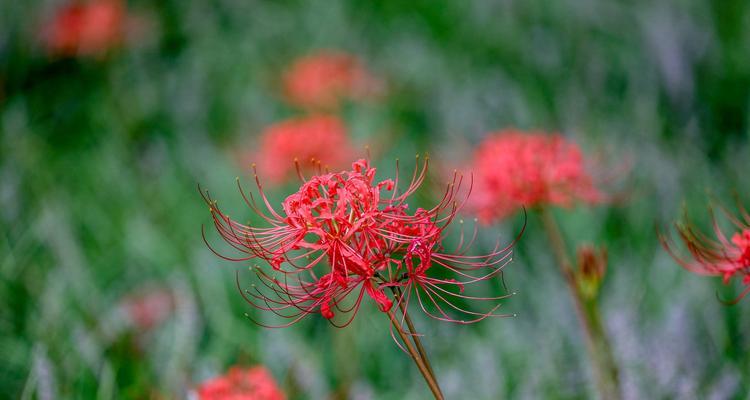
[1, 0, 749, 398]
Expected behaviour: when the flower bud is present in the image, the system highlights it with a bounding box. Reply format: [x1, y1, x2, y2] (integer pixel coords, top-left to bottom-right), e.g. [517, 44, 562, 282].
[576, 244, 607, 299]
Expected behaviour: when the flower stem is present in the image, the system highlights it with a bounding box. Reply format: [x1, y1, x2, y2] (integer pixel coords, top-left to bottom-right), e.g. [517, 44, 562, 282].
[387, 309, 444, 400]
[539, 207, 621, 400]
[394, 287, 437, 379]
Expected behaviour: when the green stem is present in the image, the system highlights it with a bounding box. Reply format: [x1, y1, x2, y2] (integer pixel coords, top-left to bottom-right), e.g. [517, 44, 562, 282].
[539, 207, 621, 400]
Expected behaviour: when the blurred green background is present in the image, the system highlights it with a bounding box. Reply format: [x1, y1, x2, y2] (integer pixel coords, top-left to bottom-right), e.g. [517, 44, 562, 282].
[1, 0, 750, 399]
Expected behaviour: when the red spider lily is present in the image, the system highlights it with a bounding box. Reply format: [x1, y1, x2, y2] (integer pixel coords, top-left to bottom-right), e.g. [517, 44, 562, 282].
[248, 115, 356, 185]
[195, 366, 285, 400]
[40, 0, 128, 57]
[281, 51, 383, 109]
[661, 202, 750, 303]
[466, 130, 604, 223]
[202, 157, 521, 330]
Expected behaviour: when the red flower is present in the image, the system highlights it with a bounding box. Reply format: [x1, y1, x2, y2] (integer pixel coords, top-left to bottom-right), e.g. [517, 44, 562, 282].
[40, 0, 128, 57]
[196, 366, 285, 400]
[466, 130, 603, 223]
[250, 115, 356, 185]
[282, 51, 382, 109]
[203, 157, 520, 329]
[661, 203, 750, 303]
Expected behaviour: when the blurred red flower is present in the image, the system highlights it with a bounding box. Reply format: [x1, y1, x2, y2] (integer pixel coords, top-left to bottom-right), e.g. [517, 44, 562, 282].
[282, 51, 382, 109]
[661, 203, 750, 303]
[40, 0, 128, 57]
[120, 288, 174, 331]
[196, 366, 285, 400]
[467, 130, 603, 223]
[250, 115, 356, 185]
[203, 157, 519, 328]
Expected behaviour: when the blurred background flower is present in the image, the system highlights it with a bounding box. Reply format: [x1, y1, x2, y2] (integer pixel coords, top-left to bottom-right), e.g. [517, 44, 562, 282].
[194, 365, 285, 400]
[119, 286, 175, 331]
[282, 51, 384, 110]
[247, 114, 357, 185]
[38, 0, 150, 58]
[40, 0, 127, 57]
[464, 130, 604, 223]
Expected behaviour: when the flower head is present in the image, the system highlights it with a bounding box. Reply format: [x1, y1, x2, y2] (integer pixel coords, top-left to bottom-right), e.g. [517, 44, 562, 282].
[661, 202, 750, 303]
[196, 366, 285, 400]
[466, 130, 603, 223]
[203, 157, 520, 329]
[40, 0, 128, 57]
[250, 115, 356, 185]
[282, 51, 382, 109]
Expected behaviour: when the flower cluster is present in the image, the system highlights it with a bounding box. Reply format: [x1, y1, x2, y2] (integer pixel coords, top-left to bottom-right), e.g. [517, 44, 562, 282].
[40, 0, 128, 57]
[203, 158, 518, 328]
[250, 115, 355, 185]
[282, 51, 382, 110]
[195, 366, 285, 400]
[661, 203, 750, 303]
[467, 130, 603, 223]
